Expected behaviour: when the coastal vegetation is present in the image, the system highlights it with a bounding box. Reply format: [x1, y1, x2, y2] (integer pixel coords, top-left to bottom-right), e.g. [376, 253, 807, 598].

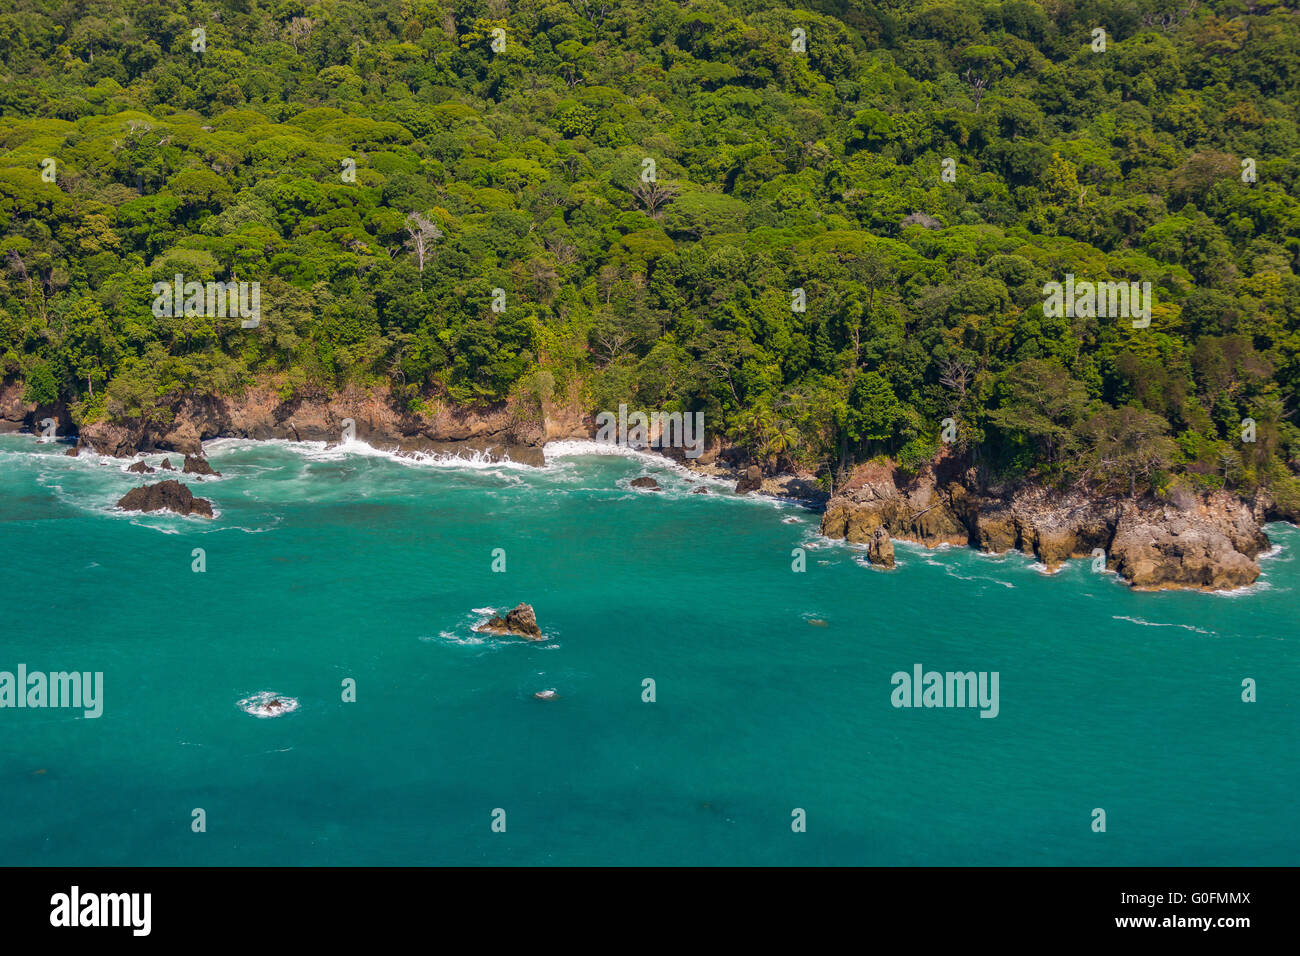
[0, 0, 1298, 506]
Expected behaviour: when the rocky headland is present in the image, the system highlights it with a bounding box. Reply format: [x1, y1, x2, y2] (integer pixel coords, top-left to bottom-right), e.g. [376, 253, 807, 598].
[820, 454, 1291, 591]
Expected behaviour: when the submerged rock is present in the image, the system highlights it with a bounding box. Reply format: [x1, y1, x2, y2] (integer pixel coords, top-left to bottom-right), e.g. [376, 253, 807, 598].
[238, 691, 299, 717]
[534, 689, 558, 700]
[630, 475, 661, 491]
[116, 480, 214, 518]
[691, 486, 708, 494]
[477, 602, 544, 640]
[735, 465, 763, 494]
[182, 454, 221, 477]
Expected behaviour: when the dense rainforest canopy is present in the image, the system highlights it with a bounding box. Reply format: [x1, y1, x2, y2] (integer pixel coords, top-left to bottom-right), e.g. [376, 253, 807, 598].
[1, 0, 1298, 500]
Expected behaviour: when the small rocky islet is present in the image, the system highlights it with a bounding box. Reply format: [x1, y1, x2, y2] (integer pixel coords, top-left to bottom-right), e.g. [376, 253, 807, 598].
[115, 479, 213, 519]
[475, 602, 544, 641]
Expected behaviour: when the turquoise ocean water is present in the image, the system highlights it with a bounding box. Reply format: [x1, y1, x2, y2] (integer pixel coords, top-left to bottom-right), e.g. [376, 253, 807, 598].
[0, 433, 1295, 866]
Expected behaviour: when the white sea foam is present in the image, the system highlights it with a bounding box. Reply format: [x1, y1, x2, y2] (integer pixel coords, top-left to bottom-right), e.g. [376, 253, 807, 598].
[543, 440, 735, 488]
[1113, 615, 1213, 635]
[853, 555, 898, 572]
[425, 607, 560, 649]
[205, 522, 279, 534]
[429, 629, 491, 646]
[238, 691, 300, 718]
[121, 506, 222, 523]
[1210, 579, 1275, 598]
[542, 439, 672, 463]
[203, 436, 537, 472]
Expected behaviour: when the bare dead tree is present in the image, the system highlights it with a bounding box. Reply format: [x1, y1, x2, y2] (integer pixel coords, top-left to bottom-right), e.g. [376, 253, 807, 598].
[632, 179, 678, 219]
[1219, 450, 1242, 489]
[939, 357, 974, 411]
[1141, 0, 1198, 32]
[591, 325, 632, 365]
[286, 16, 315, 52]
[963, 69, 989, 112]
[597, 263, 623, 305]
[528, 259, 559, 302]
[568, 0, 610, 26]
[404, 212, 442, 287]
[545, 235, 578, 266]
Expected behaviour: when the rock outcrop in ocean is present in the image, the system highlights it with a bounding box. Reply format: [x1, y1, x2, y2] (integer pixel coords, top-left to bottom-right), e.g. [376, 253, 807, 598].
[866, 527, 895, 569]
[477, 603, 544, 640]
[116, 480, 214, 518]
[182, 454, 221, 477]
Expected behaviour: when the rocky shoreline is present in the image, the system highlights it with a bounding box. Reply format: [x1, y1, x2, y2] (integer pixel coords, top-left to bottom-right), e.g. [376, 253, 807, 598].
[820, 455, 1294, 592]
[0, 381, 582, 467]
[3, 380, 1294, 592]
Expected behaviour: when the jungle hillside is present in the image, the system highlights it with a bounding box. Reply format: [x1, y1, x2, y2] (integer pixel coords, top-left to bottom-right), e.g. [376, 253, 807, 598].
[1, 0, 1299, 501]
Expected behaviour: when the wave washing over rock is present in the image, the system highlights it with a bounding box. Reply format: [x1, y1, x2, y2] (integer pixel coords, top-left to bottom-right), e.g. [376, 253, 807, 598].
[238, 692, 300, 718]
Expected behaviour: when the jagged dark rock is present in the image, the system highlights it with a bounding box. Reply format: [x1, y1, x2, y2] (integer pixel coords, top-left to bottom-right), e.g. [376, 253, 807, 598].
[127, 460, 155, 474]
[115, 480, 214, 518]
[183, 454, 221, 477]
[158, 458, 174, 470]
[476, 603, 544, 641]
[630, 476, 661, 491]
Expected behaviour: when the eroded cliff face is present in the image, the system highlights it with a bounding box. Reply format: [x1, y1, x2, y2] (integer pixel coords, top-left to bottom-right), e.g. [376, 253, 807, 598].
[821, 457, 1273, 592]
[0, 382, 591, 466]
